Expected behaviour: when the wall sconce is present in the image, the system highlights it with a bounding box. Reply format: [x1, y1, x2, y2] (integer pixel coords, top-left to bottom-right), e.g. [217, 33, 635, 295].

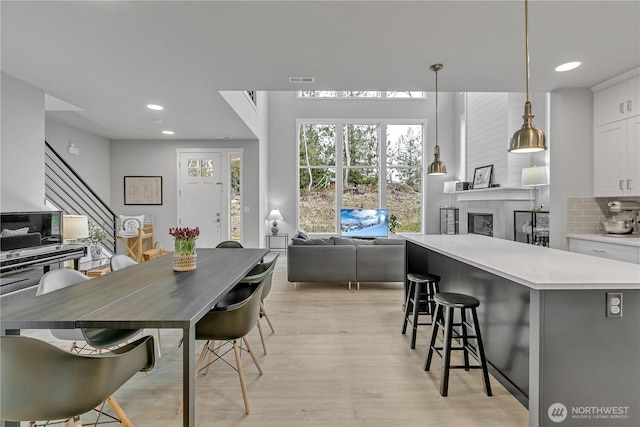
[67, 142, 80, 155]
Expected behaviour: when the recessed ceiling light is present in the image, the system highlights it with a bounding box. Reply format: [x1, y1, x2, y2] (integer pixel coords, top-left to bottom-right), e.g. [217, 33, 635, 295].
[147, 104, 164, 111]
[162, 130, 174, 135]
[555, 62, 581, 72]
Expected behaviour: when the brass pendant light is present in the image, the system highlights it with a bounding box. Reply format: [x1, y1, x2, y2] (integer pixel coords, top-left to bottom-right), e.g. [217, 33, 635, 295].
[509, 0, 547, 153]
[427, 63, 447, 175]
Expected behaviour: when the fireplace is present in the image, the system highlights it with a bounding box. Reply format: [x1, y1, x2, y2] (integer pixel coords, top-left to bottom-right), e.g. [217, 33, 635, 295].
[468, 213, 493, 237]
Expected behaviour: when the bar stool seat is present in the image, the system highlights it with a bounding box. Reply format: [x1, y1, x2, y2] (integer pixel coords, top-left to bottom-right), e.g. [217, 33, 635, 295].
[424, 292, 492, 397]
[402, 272, 440, 349]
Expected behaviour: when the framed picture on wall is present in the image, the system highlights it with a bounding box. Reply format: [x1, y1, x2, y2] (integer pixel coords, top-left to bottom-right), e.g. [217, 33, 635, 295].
[124, 176, 163, 205]
[472, 165, 493, 189]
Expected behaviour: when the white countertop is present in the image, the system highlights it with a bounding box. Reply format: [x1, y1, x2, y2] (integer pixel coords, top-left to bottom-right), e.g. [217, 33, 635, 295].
[566, 233, 640, 248]
[400, 234, 640, 290]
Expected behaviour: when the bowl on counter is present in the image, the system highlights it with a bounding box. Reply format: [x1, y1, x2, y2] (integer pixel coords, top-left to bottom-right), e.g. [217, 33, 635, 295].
[602, 219, 634, 234]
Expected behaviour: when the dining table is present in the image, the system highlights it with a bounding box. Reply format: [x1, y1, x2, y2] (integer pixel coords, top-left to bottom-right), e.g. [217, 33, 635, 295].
[0, 247, 268, 427]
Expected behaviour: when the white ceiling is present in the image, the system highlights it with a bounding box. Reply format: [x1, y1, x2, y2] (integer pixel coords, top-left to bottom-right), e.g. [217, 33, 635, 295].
[2, 1, 639, 140]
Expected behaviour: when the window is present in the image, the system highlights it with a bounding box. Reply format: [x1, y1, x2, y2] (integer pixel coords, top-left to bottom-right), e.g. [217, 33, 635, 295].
[298, 122, 423, 234]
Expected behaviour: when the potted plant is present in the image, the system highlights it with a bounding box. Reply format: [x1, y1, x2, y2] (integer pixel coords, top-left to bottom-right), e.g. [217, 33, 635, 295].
[87, 222, 108, 260]
[388, 214, 400, 234]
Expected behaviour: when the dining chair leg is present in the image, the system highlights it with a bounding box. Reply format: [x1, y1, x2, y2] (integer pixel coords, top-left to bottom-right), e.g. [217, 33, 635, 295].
[261, 301, 275, 333]
[154, 328, 162, 357]
[72, 416, 82, 427]
[203, 340, 215, 375]
[233, 340, 251, 414]
[256, 317, 267, 355]
[106, 396, 133, 427]
[242, 336, 263, 375]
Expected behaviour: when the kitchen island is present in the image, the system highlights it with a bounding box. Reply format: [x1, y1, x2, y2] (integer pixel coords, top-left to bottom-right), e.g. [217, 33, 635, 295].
[401, 234, 640, 427]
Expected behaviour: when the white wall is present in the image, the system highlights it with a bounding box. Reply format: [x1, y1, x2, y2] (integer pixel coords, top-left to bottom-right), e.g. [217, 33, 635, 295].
[45, 119, 111, 203]
[0, 73, 47, 211]
[549, 88, 593, 250]
[267, 92, 457, 237]
[110, 139, 261, 250]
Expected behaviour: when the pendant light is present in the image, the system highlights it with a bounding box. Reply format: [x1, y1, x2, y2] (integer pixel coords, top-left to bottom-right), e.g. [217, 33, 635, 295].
[509, 0, 547, 153]
[427, 63, 447, 176]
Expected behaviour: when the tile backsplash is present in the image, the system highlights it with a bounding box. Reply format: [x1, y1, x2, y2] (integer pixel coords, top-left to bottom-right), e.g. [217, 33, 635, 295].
[567, 196, 640, 234]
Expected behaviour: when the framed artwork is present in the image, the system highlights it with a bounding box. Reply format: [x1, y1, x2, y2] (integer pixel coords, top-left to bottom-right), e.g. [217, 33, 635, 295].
[124, 176, 163, 205]
[472, 165, 493, 189]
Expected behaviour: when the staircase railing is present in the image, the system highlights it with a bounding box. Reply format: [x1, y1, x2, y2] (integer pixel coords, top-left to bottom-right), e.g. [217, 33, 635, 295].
[44, 141, 117, 254]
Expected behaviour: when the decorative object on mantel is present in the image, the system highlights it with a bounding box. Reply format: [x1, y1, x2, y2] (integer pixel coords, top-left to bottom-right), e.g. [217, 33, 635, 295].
[521, 165, 549, 211]
[472, 165, 493, 189]
[427, 63, 447, 176]
[170, 227, 199, 271]
[508, 0, 547, 153]
[455, 182, 471, 191]
[267, 209, 283, 235]
[87, 222, 108, 260]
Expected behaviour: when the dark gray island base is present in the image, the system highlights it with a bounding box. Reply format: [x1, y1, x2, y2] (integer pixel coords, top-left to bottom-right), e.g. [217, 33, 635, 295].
[403, 235, 640, 427]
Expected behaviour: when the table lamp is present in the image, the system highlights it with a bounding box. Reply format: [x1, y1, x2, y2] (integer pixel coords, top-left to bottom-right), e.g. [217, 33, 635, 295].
[521, 166, 549, 211]
[267, 209, 283, 235]
[63, 215, 89, 243]
[443, 181, 457, 207]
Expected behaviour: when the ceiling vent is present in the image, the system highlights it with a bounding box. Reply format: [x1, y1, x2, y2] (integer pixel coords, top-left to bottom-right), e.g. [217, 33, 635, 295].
[289, 76, 315, 83]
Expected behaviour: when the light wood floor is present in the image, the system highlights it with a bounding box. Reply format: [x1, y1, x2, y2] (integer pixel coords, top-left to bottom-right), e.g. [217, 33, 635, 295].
[24, 255, 528, 427]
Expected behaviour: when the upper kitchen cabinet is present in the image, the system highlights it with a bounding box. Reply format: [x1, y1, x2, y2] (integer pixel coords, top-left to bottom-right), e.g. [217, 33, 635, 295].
[593, 70, 640, 197]
[593, 75, 639, 127]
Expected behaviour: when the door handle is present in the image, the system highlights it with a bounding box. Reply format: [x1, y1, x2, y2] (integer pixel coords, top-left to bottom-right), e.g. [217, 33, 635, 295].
[620, 102, 625, 114]
[628, 100, 633, 113]
[620, 180, 625, 190]
[592, 249, 606, 253]
[627, 179, 632, 190]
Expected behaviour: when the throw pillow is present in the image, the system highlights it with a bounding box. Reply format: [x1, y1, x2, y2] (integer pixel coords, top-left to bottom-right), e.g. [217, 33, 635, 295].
[0, 227, 29, 237]
[331, 236, 373, 245]
[295, 229, 310, 240]
[118, 215, 145, 236]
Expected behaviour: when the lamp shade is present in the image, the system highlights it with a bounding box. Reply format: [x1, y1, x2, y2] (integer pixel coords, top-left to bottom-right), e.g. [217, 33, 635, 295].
[521, 166, 549, 187]
[267, 209, 283, 221]
[443, 181, 457, 194]
[63, 215, 89, 240]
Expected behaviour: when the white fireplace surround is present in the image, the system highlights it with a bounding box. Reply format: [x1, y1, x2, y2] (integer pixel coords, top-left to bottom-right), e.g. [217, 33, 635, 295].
[454, 187, 532, 240]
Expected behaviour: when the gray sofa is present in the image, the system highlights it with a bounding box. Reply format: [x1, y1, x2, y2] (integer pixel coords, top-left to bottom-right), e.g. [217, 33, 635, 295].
[287, 235, 405, 290]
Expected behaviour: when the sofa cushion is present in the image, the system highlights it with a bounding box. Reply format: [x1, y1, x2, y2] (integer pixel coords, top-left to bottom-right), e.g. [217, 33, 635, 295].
[291, 237, 334, 245]
[331, 236, 373, 245]
[374, 237, 405, 245]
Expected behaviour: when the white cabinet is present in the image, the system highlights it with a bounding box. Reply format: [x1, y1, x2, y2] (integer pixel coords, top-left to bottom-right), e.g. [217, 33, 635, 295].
[593, 116, 640, 196]
[593, 73, 640, 197]
[568, 237, 640, 264]
[593, 76, 639, 127]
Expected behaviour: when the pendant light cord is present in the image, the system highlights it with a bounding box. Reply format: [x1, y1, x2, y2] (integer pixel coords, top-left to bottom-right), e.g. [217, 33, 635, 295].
[435, 66, 439, 149]
[525, 0, 530, 103]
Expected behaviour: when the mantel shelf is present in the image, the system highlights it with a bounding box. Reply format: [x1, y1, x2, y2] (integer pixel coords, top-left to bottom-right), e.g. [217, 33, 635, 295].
[453, 187, 533, 202]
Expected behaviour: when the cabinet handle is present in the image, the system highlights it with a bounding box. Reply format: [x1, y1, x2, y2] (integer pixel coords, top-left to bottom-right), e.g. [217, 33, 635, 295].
[592, 249, 606, 253]
[627, 179, 632, 190]
[628, 100, 633, 113]
[620, 180, 625, 190]
[620, 102, 625, 114]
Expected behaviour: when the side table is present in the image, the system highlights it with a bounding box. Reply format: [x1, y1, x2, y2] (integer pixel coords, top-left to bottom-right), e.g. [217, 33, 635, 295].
[266, 233, 288, 255]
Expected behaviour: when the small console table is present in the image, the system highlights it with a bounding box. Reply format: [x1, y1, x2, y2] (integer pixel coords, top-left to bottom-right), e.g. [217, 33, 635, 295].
[266, 233, 288, 254]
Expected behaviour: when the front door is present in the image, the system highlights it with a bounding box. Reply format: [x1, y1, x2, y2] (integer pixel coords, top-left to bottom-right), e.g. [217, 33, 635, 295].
[178, 151, 222, 248]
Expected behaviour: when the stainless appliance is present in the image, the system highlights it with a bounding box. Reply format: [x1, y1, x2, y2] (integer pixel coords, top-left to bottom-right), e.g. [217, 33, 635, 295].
[602, 201, 640, 235]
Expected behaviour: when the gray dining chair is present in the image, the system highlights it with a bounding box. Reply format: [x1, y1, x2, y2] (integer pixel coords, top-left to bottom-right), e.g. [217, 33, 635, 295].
[36, 269, 141, 352]
[109, 254, 163, 357]
[178, 280, 265, 415]
[0, 334, 155, 426]
[239, 253, 279, 354]
[216, 240, 244, 248]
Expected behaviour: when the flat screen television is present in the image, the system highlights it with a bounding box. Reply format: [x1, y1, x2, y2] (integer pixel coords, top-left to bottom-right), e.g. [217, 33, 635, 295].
[340, 209, 388, 238]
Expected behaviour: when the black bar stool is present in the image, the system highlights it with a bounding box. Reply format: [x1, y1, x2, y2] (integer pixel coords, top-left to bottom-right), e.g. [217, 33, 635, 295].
[424, 292, 492, 397]
[402, 273, 440, 349]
